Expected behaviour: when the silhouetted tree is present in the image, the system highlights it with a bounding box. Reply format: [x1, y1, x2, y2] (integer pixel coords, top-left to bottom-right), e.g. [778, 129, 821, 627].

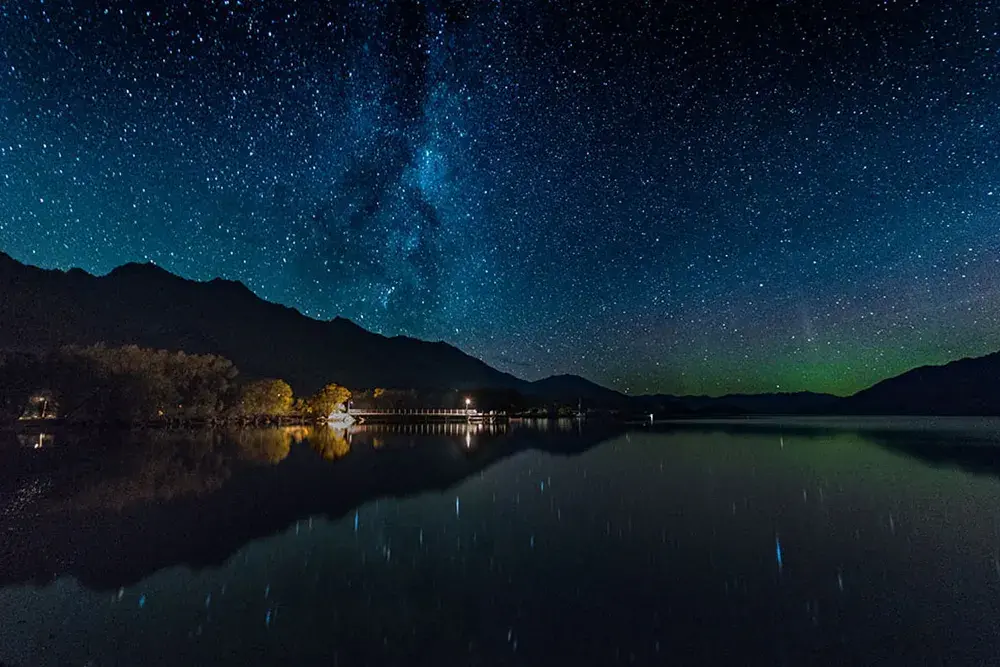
[48, 345, 237, 423]
[350, 387, 417, 409]
[0, 352, 41, 422]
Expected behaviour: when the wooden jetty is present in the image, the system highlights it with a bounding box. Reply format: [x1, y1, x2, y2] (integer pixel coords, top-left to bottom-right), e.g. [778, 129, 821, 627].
[346, 408, 506, 424]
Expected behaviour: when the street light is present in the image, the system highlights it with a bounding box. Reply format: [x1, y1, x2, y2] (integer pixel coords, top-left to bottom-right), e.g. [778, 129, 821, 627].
[465, 397, 472, 414]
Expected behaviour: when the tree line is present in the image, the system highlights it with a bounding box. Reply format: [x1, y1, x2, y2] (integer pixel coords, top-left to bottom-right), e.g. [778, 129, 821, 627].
[0, 344, 352, 425]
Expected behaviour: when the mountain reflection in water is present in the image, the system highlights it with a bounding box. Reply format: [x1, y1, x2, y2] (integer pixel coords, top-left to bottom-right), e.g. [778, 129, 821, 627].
[2, 418, 1000, 667]
[0, 420, 611, 590]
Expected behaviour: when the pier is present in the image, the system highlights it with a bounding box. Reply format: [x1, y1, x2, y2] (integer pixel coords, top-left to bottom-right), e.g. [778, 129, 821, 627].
[346, 408, 505, 424]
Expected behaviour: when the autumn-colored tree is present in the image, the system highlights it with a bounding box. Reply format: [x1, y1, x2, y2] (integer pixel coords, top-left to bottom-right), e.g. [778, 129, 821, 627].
[234, 379, 294, 417]
[305, 383, 351, 417]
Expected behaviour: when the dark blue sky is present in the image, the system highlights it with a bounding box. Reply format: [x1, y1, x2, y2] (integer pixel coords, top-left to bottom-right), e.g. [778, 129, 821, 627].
[1, 0, 998, 395]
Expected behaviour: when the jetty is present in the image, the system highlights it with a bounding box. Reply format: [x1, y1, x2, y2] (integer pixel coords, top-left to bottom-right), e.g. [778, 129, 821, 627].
[346, 408, 506, 424]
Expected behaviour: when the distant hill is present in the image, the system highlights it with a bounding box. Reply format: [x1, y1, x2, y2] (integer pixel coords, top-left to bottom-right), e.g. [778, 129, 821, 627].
[521, 380, 836, 415]
[671, 392, 840, 415]
[838, 352, 1000, 416]
[0, 253, 526, 395]
[525, 374, 632, 407]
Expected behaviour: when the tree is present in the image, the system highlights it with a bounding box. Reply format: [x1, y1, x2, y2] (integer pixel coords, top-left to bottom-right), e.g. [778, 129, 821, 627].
[234, 379, 294, 418]
[48, 344, 238, 423]
[0, 352, 41, 422]
[169, 351, 238, 420]
[305, 383, 351, 417]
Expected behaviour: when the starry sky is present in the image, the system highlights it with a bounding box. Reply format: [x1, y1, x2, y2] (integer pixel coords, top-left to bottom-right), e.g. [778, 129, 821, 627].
[1, 0, 999, 396]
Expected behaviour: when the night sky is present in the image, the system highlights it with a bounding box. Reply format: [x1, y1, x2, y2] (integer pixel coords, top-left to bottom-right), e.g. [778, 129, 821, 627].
[1, 1, 998, 396]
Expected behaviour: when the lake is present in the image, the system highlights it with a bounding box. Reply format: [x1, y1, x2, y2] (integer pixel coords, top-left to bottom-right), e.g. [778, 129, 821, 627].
[2, 418, 1000, 666]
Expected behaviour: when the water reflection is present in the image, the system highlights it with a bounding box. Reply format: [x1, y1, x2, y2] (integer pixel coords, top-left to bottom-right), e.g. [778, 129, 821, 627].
[1, 419, 1000, 666]
[15, 431, 54, 449]
[655, 416, 1000, 480]
[237, 427, 301, 464]
[309, 426, 351, 460]
[866, 430, 1000, 478]
[0, 422, 619, 591]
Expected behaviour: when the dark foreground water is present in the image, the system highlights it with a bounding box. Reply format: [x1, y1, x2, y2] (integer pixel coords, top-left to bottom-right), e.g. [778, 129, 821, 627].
[2, 418, 1000, 666]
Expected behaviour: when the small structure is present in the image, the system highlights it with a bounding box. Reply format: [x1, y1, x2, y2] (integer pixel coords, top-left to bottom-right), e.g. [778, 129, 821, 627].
[21, 391, 57, 420]
[325, 411, 356, 426]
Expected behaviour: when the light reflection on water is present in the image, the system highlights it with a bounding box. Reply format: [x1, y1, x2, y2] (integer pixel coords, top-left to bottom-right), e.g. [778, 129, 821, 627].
[1, 418, 1000, 666]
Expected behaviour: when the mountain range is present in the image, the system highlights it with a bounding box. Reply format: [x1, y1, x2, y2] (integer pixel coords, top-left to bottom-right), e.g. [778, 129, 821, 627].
[0, 252, 525, 395]
[1, 251, 998, 415]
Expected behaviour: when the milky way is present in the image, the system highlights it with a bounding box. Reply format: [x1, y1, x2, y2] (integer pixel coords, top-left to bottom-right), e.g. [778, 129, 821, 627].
[1, 1, 999, 395]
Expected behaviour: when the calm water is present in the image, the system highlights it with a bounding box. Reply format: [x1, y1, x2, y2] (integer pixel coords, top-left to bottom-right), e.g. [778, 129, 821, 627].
[2, 418, 1000, 666]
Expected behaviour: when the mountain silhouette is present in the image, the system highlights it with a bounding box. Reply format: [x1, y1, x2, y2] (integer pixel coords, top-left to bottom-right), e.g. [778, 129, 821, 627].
[0, 252, 534, 395]
[839, 352, 1000, 415]
[669, 391, 840, 414]
[523, 374, 631, 406]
